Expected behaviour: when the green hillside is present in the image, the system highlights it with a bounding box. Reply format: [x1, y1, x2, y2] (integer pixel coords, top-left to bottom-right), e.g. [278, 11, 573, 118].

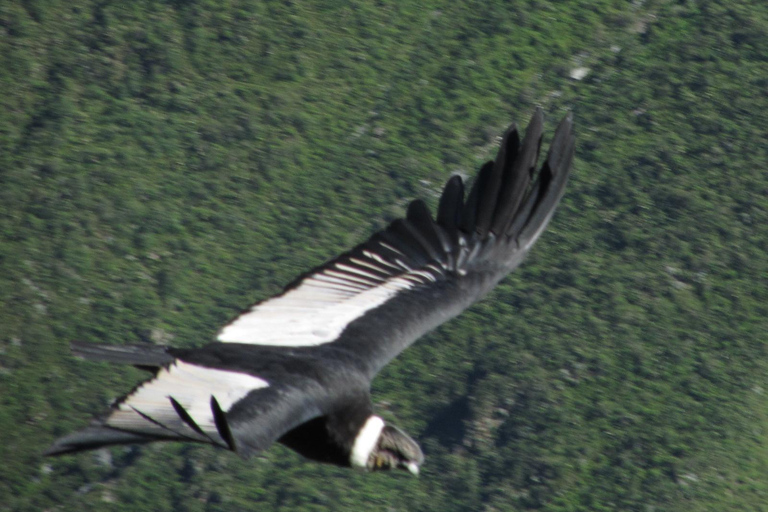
[1, 0, 766, 510]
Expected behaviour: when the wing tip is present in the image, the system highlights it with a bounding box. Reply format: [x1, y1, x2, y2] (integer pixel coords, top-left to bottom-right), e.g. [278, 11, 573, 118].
[211, 396, 238, 452]
[70, 341, 173, 367]
[43, 425, 156, 457]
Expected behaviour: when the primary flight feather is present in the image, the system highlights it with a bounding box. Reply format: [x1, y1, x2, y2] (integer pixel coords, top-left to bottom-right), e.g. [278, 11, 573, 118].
[46, 108, 575, 474]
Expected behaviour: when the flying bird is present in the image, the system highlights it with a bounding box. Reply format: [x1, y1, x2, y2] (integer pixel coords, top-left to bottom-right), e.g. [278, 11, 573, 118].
[45, 108, 575, 475]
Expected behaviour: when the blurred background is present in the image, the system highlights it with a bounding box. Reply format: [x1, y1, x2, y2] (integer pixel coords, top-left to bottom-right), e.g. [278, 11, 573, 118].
[1, 0, 766, 510]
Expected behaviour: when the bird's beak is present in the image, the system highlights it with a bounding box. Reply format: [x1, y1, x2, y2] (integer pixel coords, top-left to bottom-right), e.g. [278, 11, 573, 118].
[406, 462, 420, 476]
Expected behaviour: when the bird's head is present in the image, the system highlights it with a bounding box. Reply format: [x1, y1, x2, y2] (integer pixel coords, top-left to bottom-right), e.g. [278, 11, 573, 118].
[370, 424, 424, 475]
[350, 416, 424, 475]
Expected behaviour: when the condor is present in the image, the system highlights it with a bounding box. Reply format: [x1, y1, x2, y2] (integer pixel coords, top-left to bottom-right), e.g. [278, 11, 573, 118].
[46, 109, 575, 475]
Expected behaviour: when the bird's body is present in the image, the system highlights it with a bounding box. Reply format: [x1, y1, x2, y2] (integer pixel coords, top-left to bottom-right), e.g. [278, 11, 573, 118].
[46, 109, 575, 474]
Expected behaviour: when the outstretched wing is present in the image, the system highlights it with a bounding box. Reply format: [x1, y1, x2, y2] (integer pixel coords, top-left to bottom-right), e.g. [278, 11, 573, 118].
[45, 343, 329, 458]
[217, 108, 575, 376]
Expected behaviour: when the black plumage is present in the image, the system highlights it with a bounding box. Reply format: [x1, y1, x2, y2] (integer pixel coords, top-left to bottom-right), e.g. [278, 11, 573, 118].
[45, 109, 575, 475]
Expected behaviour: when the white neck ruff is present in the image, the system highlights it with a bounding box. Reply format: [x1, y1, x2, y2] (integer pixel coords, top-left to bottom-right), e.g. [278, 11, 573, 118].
[350, 415, 385, 469]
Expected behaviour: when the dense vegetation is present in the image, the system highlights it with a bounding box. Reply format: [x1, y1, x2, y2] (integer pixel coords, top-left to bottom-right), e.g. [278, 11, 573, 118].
[1, 0, 766, 510]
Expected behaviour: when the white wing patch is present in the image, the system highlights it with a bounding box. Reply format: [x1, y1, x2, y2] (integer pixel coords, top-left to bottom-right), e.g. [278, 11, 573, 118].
[217, 246, 446, 347]
[107, 361, 268, 441]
